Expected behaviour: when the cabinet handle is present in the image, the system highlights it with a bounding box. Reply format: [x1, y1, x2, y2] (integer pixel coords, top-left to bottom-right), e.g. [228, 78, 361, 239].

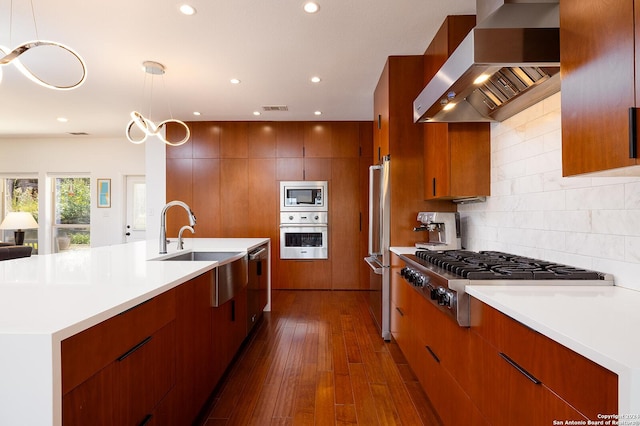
[377, 114, 382, 130]
[139, 414, 153, 426]
[395, 306, 404, 317]
[425, 345, 440, 363]
[118, 299, 151, 315]
[432, 177, 436, 197]
[498, 352, 541, 385]
[231, 300, 236, 322]
[117, 336, 152, 362]
[630, 107, 638, 158]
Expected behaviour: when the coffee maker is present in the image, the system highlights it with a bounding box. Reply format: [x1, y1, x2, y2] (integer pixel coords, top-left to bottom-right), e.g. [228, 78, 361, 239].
[413, 212, 461, 250]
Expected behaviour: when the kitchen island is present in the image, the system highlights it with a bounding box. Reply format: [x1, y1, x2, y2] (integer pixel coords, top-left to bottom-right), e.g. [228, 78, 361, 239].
[0, 238, 270, 426]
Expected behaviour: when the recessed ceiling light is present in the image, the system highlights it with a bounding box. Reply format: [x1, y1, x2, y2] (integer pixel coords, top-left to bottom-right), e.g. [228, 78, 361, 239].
[303, 2, 319, 13]
[314, 111, 322, 116]
[310, 76, 321, 83]
[193, 111, 201, 116]
[230, 78, 241, 84]
[57, 117, 68, 123]
[179, 4, 196, 15]
[253, 111, 261, 116]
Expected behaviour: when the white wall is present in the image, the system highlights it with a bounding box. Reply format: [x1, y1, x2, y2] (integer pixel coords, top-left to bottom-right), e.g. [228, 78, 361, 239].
[0, 137, 145, 251]
[458, 93, 640, 291]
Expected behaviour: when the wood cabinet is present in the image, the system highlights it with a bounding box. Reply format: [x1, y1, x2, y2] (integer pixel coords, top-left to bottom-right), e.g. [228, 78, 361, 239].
[373, 57, 456, 248]
[390, 253, 486, 426]
[373, 69, 390, 163]
[62, 290, 177, 426]
[373, 56, 422, 166]
[560, 0, 640, 176]
[389, 260, 411, 356]
[167, 121, 371, 291]
[389, 253, 618, 425]
[469, 330, 586, 425]
[422, 15, 490, 200]
[62, 271, 256, 425]
[424, 123, 490, 200]
[212, 286, 248, 377]
[469, 297, 618, 423]
[173, 271, 215, 425]
[412, 302, 489, 425]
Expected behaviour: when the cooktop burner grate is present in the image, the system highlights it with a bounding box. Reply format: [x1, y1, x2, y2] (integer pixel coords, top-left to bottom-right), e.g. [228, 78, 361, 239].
[415, 250, 604, 280]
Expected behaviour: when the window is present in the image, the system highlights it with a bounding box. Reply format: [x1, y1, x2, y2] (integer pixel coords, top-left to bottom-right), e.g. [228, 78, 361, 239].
[53, 177, 90, 252]
[1, 177, 39, 253]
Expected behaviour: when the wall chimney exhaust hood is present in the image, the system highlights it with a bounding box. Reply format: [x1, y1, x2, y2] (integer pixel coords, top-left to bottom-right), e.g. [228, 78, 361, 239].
[414, 1, 560, 123]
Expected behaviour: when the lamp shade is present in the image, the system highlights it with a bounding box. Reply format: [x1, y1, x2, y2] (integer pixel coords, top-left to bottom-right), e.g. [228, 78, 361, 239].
[0, 212, 39, 230]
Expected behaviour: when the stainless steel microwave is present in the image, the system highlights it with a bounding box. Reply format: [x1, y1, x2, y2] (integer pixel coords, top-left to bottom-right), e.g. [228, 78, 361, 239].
[280, 181, 328, 212]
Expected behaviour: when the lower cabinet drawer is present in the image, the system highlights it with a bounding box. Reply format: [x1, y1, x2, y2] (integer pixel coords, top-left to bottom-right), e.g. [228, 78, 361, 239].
[414, 343, 488, 426]
[470, 297, 618, 419]
[62, 289, 176, 395]
[468, 331, 586, 425]
[63, 321, 176, 426]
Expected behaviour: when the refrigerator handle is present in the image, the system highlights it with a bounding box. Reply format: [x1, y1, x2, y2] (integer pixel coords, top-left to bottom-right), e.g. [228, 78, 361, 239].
[368, 164, 382, 256]
[364, 255, 385, 274]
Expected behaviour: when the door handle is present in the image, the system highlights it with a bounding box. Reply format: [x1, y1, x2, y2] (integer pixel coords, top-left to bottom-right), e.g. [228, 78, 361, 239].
[629, 107, 638, 158]
[249, 247, 267, 260]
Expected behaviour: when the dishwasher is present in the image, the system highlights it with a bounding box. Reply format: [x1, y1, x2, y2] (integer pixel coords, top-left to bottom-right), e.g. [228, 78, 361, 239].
[247, 243, 268, 333]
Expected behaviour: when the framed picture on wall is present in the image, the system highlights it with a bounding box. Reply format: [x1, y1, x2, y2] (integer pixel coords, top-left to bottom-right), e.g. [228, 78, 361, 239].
[97, 178, 111, 208]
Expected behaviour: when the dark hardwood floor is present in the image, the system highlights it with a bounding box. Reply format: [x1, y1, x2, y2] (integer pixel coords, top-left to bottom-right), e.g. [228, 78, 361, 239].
[202, 290, 442, 425]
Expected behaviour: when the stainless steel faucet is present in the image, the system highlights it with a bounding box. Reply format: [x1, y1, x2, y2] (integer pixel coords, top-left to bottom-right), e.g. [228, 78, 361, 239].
[177, 225, 195, 250]
[159, 200, 196, 254]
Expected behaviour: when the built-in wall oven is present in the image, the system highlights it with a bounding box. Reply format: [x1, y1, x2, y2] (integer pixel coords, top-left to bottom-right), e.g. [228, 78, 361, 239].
[279, 212, 328, 259]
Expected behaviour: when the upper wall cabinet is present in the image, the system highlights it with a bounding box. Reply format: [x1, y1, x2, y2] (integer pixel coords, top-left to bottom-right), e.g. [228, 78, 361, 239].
[422, 16, 491, 200]
[424, 123, 490, 200]
[561, 1, 640, 176]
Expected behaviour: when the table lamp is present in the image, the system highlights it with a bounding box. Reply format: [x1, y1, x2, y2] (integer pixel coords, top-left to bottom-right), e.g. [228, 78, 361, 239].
[0, 212, 39, 245]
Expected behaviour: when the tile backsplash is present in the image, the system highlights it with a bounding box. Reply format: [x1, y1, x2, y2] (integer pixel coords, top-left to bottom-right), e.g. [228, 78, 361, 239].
[458, 92, 640, 291]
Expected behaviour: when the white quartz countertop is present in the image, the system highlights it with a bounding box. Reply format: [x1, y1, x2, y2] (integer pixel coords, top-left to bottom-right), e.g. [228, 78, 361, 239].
[0, 238, 268, 339]
[390, 246, 416, 255]
[0, 237, 269, 426]
[466, 285, 640, 414]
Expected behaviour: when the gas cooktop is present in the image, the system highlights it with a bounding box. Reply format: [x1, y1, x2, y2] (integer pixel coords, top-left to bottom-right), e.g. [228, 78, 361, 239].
[415, 250, 608, 281]
[399, 250, 614, 327]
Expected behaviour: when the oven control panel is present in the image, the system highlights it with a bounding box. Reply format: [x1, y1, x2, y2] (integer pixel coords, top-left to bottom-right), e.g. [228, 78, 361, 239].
[280, 211, 328, 225]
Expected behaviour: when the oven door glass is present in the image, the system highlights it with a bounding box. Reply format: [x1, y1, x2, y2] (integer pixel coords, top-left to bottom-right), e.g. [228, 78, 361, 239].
[280, 226, 328, 259]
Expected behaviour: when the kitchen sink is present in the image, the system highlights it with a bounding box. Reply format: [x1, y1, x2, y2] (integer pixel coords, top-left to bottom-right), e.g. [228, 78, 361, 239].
[160, 251, 243, 263]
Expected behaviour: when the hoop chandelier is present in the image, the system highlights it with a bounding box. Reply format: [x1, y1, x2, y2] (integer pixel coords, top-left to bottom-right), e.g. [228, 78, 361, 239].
[125, 61, 190, 147]
[0, 1, 87, 90]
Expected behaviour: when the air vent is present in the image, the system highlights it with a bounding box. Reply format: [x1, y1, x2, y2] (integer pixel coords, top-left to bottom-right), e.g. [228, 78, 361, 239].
[262, 105, 288, 112]
[68, 132, 89, 136]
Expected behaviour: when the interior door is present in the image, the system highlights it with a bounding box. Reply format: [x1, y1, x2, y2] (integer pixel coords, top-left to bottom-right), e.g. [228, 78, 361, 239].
[125, 175, 146, 243]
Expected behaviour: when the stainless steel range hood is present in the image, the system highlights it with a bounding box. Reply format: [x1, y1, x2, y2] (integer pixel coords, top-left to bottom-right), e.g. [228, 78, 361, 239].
[414, 1, 560, 123]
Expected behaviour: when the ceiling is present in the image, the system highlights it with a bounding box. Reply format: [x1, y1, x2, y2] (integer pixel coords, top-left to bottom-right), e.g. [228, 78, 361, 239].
[0, 0, 475, 139]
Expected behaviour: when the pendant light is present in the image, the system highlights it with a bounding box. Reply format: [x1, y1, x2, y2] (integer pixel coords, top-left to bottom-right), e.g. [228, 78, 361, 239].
[0, 0, 87, 90]
[125, 61, 190, 147]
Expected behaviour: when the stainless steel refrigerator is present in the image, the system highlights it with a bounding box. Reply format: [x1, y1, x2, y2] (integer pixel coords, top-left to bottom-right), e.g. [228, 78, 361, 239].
[365, 155, 391, 340]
